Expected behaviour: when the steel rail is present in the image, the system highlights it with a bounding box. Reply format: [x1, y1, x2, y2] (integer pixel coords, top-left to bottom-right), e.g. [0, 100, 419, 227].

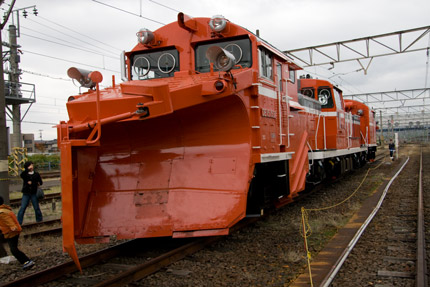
[320, 156, 410, 287]
[22, 226, 62, 239]
[2, 217, 259, 287]
[21, 218, 61, 229]
[94, 237, 221, 287]
[0, 240, 136, 287]
[93, 217, 259, 286]
[9, 192, 61, 207]
[416, 148, 427, 287]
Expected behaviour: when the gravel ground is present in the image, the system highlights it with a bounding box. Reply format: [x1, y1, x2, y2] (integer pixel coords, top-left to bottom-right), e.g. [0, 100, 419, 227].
[0, 147, 414, 286]
[0, 220, 119, 284]
[330, 145, 425, 287]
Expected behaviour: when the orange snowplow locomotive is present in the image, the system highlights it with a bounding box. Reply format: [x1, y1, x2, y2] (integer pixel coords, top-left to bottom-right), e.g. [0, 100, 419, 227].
[57, 13, 377, 268]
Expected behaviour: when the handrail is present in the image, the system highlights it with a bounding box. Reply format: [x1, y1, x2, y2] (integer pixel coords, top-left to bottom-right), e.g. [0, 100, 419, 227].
[314, 114, 322, 150]
[323, 115, 327, 150]
[86, 72, 103, 145]
[360, 131, 367, 147]
[307, 141, 314, 168]
[278, 89, 283, 145]
[365, 126, 369, 146]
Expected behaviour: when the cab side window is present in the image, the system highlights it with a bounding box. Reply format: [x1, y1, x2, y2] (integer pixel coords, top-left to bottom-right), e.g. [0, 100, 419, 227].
[288, 69, 295, 83]
[276, 63, 283, 92]
[259, 48, 273, 80]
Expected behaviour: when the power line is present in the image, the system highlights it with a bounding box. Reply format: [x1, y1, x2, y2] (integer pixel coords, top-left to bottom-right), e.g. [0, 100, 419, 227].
[37, 15, 122, 52]
[92, 0, 166, 25]
[32, 102, 67, 109]
[21, 49, 120, 74]
[25, 17, 118, 57]
[22, 69, 72, 81]
[148, 0, 180, 13]
[6, 119, 57, 125]
[21, 31, 118, 60]
[21, 25, 119, 59]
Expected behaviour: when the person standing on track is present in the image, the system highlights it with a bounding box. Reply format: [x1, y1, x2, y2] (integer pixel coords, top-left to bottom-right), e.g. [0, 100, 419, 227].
[17, 161, 43, 224]
[388, 139, 395, 161]
[0, 196, 35, 270]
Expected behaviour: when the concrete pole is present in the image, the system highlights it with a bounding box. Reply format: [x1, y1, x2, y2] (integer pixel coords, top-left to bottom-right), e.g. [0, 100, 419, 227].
[395, 132, 399, 160]
[0, 0, 17, 258]
[0, 20, 10, 259]
[9, 25, 21, 149]
[379, 110, 383, 146]
[0, 27, 10, 205]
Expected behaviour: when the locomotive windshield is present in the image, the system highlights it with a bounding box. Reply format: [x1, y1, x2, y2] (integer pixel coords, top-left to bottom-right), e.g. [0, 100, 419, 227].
[195, 38, 252, 73]
[131, 47, 179, 80]
[317, 87, 334, 109]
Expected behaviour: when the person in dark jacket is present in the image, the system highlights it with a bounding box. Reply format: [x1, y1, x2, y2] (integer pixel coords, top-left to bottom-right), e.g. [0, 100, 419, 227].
[388, 139, 395, 161]
[0, 196, 35, 270]
[17, 161, 43, 224]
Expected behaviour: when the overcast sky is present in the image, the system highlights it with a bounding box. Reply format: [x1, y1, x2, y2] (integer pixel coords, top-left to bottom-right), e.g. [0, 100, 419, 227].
[2, 0, 429, 140]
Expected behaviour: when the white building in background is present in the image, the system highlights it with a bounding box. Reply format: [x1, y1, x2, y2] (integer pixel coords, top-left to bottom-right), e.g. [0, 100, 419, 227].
[9, 133, 35, 154]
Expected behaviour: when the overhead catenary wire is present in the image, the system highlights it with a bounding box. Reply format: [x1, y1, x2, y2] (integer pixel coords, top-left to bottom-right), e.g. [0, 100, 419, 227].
[20, 32, 118, 60]
[148, 0, 181, 13]
[6, 119, 57, 125]
[24, 17, 119, 57]
[21, 49, 120, 74]
[302, 65, 366, 96]
[20, 26, 118, 60]
[22, 69, 72, 81]
[92, 0, 166, 25]
[36, 15, 122, 52]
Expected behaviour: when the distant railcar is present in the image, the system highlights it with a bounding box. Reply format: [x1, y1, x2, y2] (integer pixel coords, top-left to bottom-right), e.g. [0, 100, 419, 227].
[57, 13, 377, 268]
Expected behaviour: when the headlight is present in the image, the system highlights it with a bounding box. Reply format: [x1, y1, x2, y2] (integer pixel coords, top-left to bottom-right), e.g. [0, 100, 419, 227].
[206, 46, 236, 72]
[209, 15, 227, 32]
[136, 28, 154, 45]
[67, 67, 96, 89]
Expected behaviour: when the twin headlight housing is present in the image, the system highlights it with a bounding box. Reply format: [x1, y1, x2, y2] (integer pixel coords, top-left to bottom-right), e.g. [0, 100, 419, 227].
[135, 15, 233, 73]
[206, 46, 235, 72]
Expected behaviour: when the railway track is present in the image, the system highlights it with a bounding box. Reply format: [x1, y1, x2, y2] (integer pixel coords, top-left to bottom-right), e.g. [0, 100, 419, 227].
[1, 216, 259, 286]
[21, 218, 62, 239]
[9, 192, 61, 208]
[321, 146, 428, 286]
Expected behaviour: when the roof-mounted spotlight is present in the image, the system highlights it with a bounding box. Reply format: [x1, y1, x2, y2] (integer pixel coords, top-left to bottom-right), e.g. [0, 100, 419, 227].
[136, 28, 154, 45]
[67, 67, 97, 89]
[206, 46, 235, 72]
[209, 15, 227, 33]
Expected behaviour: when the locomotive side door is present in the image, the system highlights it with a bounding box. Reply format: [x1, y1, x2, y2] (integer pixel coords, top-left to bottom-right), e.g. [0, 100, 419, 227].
[333, 88, 347, 148]
[276, 61, 287, 150]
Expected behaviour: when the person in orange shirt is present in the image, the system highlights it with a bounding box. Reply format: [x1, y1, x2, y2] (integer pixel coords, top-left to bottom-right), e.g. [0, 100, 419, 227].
[0, 196, 35, 270]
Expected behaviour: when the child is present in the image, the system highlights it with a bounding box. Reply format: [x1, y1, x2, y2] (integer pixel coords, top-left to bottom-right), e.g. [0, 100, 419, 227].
[0, 196, 35, 270]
